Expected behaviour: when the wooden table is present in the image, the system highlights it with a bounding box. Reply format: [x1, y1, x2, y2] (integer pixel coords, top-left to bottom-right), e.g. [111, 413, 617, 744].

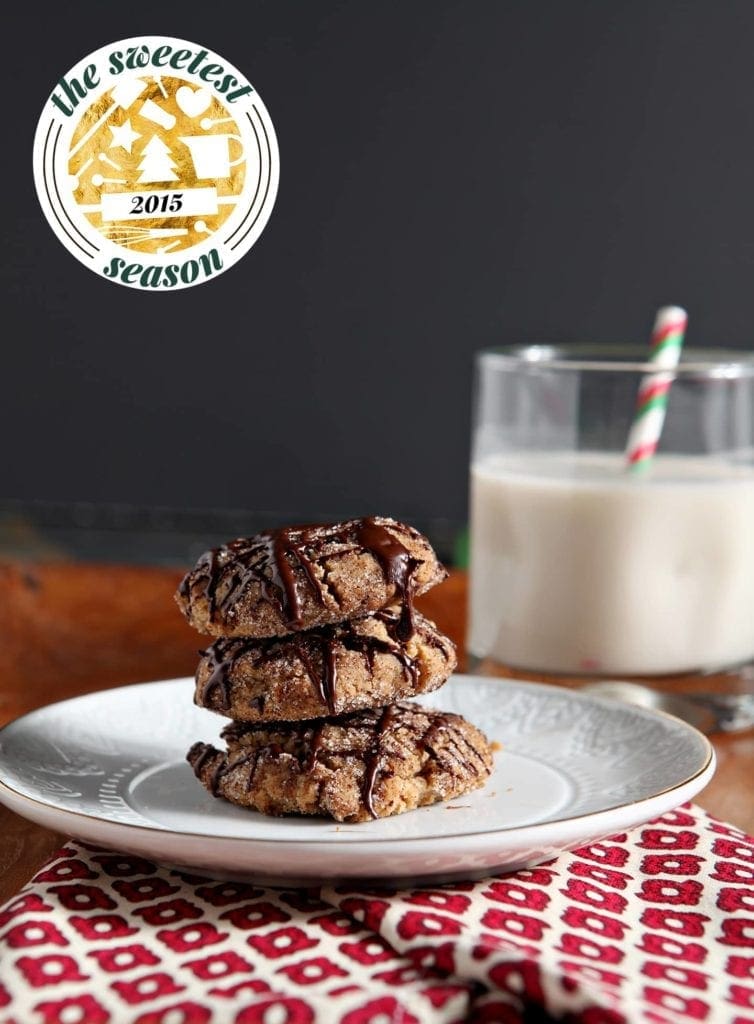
[1, 561, 752, 904]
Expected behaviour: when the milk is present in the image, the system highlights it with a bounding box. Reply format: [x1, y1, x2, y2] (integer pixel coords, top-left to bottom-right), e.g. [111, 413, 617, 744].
[469, 452, 754, 675]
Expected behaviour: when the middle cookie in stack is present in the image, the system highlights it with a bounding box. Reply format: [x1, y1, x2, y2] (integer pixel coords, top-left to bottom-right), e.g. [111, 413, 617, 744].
[194, 605, 456, 722]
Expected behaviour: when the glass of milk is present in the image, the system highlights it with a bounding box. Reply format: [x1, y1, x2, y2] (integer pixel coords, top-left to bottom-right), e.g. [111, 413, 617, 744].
[469, 345, 754, 682]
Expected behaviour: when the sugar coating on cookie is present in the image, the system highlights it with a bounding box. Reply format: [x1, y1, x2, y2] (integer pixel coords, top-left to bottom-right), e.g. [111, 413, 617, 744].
[175, 516, 447, 638]
[194, 608, 457, 722]
[187, 702, 493, 823]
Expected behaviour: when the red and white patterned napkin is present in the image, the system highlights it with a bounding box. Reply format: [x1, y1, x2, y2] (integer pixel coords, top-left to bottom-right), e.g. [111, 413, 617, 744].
[1, 803, 753, 1024]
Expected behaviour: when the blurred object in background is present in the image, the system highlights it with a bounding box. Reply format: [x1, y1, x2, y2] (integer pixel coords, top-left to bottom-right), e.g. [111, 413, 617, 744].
[0, 501, 464, 569]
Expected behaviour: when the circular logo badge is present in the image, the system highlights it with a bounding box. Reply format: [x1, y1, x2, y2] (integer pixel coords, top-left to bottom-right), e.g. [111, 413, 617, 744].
[33, 36, 280, 290]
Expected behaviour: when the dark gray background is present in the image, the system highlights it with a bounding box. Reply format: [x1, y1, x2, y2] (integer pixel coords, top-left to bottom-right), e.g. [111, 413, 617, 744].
[5, 1, 754, 528]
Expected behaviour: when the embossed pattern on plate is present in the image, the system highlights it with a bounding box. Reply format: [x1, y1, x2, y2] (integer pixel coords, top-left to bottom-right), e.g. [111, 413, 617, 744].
[0, 676, 715, 883]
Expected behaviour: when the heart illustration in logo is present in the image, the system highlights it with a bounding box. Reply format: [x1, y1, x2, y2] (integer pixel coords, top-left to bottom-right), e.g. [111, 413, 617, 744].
[176, 86, 212, 118]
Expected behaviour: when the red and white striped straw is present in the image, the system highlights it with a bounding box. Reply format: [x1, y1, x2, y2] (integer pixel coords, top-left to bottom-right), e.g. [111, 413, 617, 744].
[625, 306, 688, 473]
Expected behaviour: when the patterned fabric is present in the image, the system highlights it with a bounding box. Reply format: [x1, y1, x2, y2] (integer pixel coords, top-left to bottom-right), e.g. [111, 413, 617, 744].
[1, 803, 753, 1024]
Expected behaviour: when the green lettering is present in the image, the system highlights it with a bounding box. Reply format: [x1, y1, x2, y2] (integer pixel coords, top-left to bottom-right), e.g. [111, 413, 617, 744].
[151, 45, 172, 67]
[225, 83, 255, 102]
[108, 50, 124, 75]
[103, 257, 126, 278]
[226, 84, 253, 103]
[50, 94, 73, 117]
[181, 260, 199, 284]
[140, 265, 164, 288]
[162, 264, 180, 287]
[83, 65, 100, 89]
[199, 63, 224, 84]
[103, 252, 221, 287]
[126, 45, 150, 70]
[122, 262, 143, 284]
[188, 48, 209, 74]
[169, 49, 192, 70]
[50, 66, 99, 116]
[216, 73, 238, 94]
[199, 249, 223, 276]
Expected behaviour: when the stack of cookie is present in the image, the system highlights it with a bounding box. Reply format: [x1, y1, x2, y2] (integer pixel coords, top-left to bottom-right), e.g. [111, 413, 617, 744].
[176, 516, 492, 823]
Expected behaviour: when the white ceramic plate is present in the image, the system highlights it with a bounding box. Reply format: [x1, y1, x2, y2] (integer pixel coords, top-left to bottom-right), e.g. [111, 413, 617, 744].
[0, 676, 714, 885]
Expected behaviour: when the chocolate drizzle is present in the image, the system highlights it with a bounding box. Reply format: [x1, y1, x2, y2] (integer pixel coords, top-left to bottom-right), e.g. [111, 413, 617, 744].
[186, 741, 217, 777]
[353, 520, 419, 640]
[363, 704, 401, 817]
[198, 608, 423, 716]
[180, 517, 422, 635]
[198, 638, 247, 711]
[188, 702, 491, 819]
[360, 705, 490, 817]
[290, 616, 419, 714]
[180, 548, 220, 620]
[188, 708, 408, 812]
[306, 721, 328, 772]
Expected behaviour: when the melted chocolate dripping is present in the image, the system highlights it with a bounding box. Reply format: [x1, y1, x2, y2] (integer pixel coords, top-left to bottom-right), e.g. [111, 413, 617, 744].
[190, 703, 486, 820]
[187, 741, 218, 777]
[272, 617, 420, 715]
[422, 718, 489, 781]
[179, 548, 220, 619]
[285, 636, 336, 712]
[306, 721, 328, 772]
[196, 720, 321, 798]
[362, 704, 404, 817]
[361, 708, 488, 817]
[185, 517, 421, 633]
[209, 706, 415, 817]
[199, 638, 247, 711]
[373, 608, 422, 677]
[208, 745, 269, 797]
[341, 629, 418, 686]
[258, 531, 318, 627]
[188, 741, 253, 799]
[201, 609, 423, 718]
[356, 518, 419, 641]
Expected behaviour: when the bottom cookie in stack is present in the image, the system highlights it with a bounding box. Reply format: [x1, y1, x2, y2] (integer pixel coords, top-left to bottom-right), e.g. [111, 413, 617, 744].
[188, 702, 493, 823]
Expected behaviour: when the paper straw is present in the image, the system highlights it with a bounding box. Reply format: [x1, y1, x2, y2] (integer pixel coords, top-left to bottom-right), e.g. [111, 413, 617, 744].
[625, 306, 688, 473]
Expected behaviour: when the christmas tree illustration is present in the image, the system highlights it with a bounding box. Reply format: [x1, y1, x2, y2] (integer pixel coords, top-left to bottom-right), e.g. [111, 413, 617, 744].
[137, 135, 178, 184]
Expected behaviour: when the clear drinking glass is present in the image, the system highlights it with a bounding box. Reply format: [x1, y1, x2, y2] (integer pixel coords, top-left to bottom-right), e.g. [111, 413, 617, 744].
[468, 345, 754, 726]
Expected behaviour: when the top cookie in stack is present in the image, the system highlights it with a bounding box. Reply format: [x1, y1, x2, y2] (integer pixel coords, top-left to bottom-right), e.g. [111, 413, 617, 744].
[175, 516, 457, 721]
[176, 516, 446, 639]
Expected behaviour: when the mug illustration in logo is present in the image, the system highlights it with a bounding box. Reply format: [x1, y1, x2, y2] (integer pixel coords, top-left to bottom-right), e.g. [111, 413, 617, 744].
[32, 36, 279, 291]
[179, 134, 244, 179]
